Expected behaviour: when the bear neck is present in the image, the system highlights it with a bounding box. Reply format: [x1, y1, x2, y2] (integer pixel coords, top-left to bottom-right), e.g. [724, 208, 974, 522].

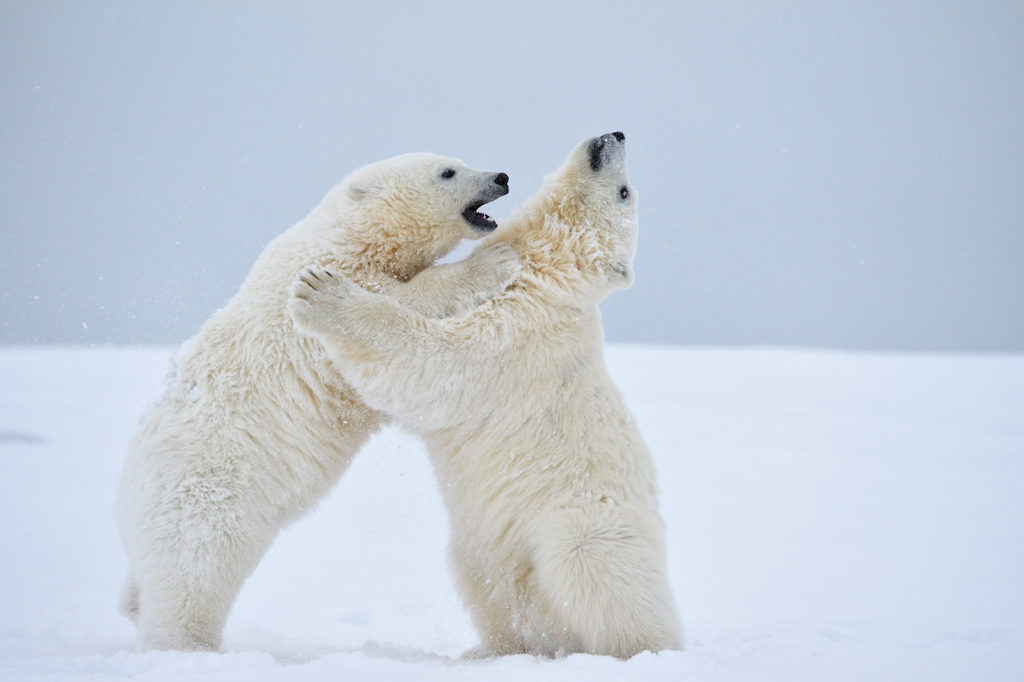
[496, 185, 611, 304]
[328, 215, 460, 283]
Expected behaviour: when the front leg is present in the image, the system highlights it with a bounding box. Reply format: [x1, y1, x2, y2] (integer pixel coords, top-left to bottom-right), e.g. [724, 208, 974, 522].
[289, 267, 433, 354]
[389, 242, 521, 318]
[289, 267, 473, 429]
[287, 268, 356, 339]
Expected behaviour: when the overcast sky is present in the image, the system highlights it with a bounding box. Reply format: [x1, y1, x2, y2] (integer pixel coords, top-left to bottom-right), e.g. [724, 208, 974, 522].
[2, 1, 1022, 351]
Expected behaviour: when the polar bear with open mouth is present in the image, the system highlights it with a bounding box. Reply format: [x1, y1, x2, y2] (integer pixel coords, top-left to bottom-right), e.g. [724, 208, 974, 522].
[117, 152, 518, 651]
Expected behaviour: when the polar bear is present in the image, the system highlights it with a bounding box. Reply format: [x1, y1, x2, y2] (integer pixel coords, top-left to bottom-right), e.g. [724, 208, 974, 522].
[289, 133, 682, 659]
[116, 153, 519, 651]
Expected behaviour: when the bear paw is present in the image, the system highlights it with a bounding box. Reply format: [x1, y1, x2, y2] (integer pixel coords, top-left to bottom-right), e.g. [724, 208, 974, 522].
[288, 266, 361, 334]
[463, 242, 522, 300]
[477, 242, 522, 287]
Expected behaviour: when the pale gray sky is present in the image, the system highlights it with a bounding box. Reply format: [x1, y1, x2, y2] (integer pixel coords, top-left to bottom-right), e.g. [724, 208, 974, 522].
[2, 1, 1022, 350]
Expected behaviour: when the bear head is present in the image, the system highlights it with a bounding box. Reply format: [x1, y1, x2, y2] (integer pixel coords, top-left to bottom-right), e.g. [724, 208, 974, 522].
[498, 132, 638, 303]
[322, 153, 510, 280]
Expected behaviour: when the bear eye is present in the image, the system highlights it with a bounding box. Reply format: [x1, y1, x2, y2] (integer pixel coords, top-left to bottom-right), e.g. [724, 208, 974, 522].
[619, 185, 629, 200]
[441, 168, 456, 179]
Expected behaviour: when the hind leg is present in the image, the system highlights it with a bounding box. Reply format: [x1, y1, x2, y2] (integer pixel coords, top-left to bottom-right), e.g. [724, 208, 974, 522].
[449, 543, 529, 658]
[120, 573, 140, 623]
[529, 505, 681, 658]
[134, 527, 270, 651]
[124, 471, 274, 652]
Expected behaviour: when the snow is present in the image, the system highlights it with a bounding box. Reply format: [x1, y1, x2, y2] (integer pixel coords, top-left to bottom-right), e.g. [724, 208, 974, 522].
[1, 345, 1022, 681]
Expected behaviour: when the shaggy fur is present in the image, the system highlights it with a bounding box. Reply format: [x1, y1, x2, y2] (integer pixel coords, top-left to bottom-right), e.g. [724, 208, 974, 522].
[289, 134, 681, 659]
[116, 153, 518, 651]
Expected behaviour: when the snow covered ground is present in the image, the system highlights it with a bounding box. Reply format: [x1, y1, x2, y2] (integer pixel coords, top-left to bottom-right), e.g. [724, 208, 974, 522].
[1, 345, 1022, 681]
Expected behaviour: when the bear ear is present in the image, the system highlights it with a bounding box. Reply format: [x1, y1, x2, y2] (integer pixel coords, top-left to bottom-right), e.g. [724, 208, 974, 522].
[346, 181, 370, 201]
[347, 176, 382, 201]
[605, 260, 634, 288]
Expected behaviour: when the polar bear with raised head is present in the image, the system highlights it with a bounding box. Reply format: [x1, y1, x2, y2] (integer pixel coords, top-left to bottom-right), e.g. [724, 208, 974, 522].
[116, 152, 518, 651]
[289, 133, 682, 659]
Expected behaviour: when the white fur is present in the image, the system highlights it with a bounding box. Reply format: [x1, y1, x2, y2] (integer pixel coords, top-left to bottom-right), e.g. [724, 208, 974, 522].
[289, 135, 682, 659]
[116, 153, 519, 651]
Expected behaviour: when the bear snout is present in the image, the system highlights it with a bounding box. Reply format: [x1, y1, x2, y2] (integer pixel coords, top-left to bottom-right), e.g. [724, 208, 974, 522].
[589, 132, 626, 171]
[494, 172, 509, 190]
[588, 138, 606, 171]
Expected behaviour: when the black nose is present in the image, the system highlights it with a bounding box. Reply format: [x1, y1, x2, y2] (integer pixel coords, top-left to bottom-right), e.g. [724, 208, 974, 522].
[612, 131, 625, 142]
[494, 172, 509, 188]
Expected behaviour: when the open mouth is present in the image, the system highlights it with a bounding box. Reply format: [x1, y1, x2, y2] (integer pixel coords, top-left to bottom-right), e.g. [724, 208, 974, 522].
[462, 201, 499, 231]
